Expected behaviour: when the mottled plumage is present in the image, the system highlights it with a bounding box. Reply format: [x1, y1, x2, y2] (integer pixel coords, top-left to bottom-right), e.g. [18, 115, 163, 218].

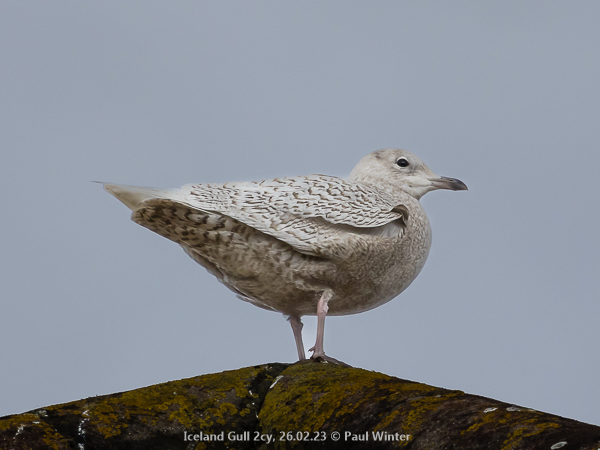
[103, 148, 467, 363]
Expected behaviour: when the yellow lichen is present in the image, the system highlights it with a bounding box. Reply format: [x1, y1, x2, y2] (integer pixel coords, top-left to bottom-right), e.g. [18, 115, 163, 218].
[374, 409, 401, 431]
[0, 414, 68, 450]
[462, 407, 509, 435]
[0, 414, 40, 431]
[401, 391, 463, 434]
[500, 422, 561, 450]
[259, 361, 460, 448]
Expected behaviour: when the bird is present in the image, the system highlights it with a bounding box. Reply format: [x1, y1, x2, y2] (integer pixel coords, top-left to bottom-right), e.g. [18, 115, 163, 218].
[102, 148, 467, 364]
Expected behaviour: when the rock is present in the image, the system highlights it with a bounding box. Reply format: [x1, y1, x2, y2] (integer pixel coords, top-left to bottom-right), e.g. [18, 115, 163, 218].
[1, 361, 598, 449]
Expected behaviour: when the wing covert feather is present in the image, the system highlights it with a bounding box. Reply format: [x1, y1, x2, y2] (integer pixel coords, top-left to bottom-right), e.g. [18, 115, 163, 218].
[171, 175, 406, 256]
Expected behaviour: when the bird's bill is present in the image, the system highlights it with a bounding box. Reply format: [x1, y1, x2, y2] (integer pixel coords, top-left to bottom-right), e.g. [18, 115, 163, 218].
[429, 176, 468, 191]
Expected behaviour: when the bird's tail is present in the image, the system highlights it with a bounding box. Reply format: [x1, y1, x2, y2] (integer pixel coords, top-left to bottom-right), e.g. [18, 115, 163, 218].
[100, 182, 177, 211]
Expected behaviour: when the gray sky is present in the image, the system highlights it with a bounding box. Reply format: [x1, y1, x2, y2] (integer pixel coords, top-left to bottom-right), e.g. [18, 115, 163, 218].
[1, 2, 599, 426]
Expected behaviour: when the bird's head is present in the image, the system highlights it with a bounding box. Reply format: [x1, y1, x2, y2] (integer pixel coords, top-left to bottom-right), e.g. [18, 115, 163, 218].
[349, 148, 468, 200]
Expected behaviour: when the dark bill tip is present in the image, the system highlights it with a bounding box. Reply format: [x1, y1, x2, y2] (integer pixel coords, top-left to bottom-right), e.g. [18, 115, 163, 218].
[431, 176, 468, 191]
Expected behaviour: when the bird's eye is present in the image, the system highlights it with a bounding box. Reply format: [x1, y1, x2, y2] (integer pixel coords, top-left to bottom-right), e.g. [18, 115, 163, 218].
[396, 157, 409, 168]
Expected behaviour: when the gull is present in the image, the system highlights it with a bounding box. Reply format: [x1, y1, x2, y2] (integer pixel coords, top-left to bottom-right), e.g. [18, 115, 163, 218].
[102, 148, 467, 364]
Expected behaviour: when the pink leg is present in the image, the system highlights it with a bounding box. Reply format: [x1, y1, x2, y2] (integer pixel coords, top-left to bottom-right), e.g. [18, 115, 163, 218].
[310, 290, 333, 359]
[288, 315, 306, 361]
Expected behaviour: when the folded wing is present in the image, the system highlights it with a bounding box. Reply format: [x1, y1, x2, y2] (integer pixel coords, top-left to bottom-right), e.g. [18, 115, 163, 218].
[104, 175, 408, 257]
[182, 175, 406, 256]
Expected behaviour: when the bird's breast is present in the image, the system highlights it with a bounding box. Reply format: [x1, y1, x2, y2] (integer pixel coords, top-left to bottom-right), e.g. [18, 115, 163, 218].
[325, 205, 432, 316]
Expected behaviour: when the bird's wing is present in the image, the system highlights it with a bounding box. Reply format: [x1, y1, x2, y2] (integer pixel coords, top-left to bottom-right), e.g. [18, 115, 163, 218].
[174, 175, 407, 256]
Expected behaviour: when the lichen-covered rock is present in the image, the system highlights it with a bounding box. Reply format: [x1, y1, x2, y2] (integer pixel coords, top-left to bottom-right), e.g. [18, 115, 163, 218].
[259, 361, 600, 450]
[0, 363, 286, 450]
[259, 361, 459, 449]
[1, 361, 599, 449]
